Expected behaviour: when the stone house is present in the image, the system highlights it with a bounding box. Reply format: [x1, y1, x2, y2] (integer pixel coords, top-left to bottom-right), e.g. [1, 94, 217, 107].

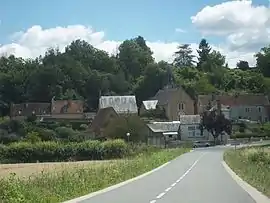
[178, 115, 206, 141]
[146, 121, 181, 147]
[10, 102, 51, 119]
[141, 86, 196, 121]
[198, 94, 270, 123]
[89, 107, 119, 139]
[99, 95, 138, 115]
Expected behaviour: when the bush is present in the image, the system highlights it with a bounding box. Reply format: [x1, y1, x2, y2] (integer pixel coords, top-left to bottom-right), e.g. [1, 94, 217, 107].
[55, 127, 76, 141]
[231, 132, 266, 139]
[0, 139, 130, 163]
[0, 130, 21, 144]
[37, 128, 57, 141]
[25, 131, 42, 144]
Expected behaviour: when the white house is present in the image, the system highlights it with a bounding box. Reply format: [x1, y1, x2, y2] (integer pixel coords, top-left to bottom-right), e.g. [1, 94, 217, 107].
[179, 115, 208, 141]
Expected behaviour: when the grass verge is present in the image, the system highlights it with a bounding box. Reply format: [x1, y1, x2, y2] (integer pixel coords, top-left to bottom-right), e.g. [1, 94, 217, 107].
[0, 147, 190, 203]
[224, 146, 270, 198]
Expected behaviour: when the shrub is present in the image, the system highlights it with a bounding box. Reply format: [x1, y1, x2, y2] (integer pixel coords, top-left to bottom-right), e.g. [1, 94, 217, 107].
[55, 127, 76, 141]
[0, 130, 21, 144]
[37, 128, 57, 141]
[0, 139, 130, 163]
[101, 139, 129, 159]
[25, 132, 42, 144]
[231, 132, 265, 139]
[104, 115, 147, 142]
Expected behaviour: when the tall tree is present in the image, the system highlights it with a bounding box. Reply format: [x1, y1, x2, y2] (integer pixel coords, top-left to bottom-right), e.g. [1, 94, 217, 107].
[237, 60, 250, 71]
[197, 39, 211, 71]
[173, 44, 195, 68]
[255, 46, 270, 77]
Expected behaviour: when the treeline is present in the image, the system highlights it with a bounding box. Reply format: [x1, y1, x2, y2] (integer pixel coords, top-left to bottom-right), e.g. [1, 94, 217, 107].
[1, 36, 270, 115]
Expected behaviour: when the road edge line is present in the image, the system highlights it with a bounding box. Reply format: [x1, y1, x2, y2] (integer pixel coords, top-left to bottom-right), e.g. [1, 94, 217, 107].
[222, 161, 270, 203]
[62, 161, 171, 203]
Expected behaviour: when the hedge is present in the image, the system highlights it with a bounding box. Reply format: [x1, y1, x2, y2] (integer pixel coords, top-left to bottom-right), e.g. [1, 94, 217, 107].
[0, 139, 129, 163]
[231, 132, 270, 139]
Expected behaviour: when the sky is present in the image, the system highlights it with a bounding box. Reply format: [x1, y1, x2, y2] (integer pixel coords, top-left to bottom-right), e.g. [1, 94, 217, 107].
[0, 0, 270, 67]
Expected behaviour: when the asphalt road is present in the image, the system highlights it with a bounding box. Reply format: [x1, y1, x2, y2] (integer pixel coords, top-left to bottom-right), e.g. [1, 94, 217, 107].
[79, 146, 256, 203]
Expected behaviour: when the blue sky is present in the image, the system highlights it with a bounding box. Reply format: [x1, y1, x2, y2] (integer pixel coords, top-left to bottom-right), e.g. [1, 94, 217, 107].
[0, 0, 269, 67]
[0, 0, 266, 45]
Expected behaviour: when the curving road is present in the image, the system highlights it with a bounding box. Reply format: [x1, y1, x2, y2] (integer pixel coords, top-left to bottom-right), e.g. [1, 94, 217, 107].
[71, 146, 260, 203]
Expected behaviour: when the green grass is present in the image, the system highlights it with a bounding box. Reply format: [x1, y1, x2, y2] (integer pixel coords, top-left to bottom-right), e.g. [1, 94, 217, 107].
[224, 146, 270, 198]
[0, 148, 190, 203]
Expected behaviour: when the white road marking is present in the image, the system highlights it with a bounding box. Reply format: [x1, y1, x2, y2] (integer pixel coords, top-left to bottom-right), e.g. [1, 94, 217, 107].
[165, 187, 172, 192]
[156, 192, 166, 199]
[149, 152, 207, 202]
[171, 183, 176, 187]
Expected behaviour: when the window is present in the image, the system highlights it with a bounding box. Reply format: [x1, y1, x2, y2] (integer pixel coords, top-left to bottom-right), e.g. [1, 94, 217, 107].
[258, 107, 261, 112]
[245, 108, 249, 112]
[179, 103, 184, 110]
[188, 126, 195, 131]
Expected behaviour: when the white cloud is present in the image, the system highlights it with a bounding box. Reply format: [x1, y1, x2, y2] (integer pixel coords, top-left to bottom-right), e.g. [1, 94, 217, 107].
[191, 0, 270, 54]
[175, 28, 186, 33]
[0, 24, 255, 68]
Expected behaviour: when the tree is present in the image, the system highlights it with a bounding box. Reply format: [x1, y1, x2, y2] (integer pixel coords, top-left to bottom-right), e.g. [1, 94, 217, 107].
[197, 39, 211, 71]
[173, 44, 195, 68]
[237, 60, 250, 71]
[201, 109, 232, 144]
[255, 46, 270, 77]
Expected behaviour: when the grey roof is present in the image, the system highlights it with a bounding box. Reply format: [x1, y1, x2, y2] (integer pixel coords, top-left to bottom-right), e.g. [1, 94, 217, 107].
[151, 88, 178, 105]
[180, 115, 201, 124]
[147, 121, 180, 133]
[142, 100, 158, 110]
[99, 95, 138, 114]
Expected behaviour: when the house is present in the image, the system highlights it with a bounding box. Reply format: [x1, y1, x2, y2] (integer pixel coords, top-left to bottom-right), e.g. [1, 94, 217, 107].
[40, 99, 89, 121]
[139, 100, 158, 115]
[146, 86, 196, 121]
[147, 121, 181, 147]
[178, 115, 206, 141]
[198, 94, 269, 122]
[10, 103, 51, 119]
[89, 107, 119, 139]
[99, 95, 138, 114]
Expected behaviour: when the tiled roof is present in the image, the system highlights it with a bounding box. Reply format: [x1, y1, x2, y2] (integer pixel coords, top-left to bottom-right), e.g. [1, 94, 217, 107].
[147, 121, 180, 133]
[142, 100, 158, 110]
[198, 94, 269, 107]
[179, 115, 201, 124]
[11, 103, 51, 117]
[51, 100, 84, 114]
[99, 95, 138, 114]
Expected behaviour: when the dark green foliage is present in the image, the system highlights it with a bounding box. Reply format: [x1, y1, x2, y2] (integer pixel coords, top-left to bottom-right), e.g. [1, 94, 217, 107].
[0, 139, 129, 163]
[1, 37, 270, 116]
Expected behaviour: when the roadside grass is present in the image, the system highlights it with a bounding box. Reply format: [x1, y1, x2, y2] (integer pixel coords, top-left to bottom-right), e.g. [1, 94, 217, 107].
[0, 147, 190, 203]
[224, 146, 270, 198]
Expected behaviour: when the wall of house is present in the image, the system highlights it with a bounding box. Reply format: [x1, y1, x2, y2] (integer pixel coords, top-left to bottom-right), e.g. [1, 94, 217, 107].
[167, 88, 195, 121]
[180, 124, 207, 141]
[230, 105, 268, 122]
[147, 131, 165, 147]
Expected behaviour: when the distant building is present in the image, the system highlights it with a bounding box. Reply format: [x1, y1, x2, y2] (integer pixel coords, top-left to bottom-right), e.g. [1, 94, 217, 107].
[89, 107, 119, 139]
[10, 102, 51, 119]
[140, 100, 158, 115]
[142, 86, 196, 121]
[147, 121, 181, 147]
[99, 95, 138, 114]
[198, 94, 269, 122]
